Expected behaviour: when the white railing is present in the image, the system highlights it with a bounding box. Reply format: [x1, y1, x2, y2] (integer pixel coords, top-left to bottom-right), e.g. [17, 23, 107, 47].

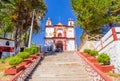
[95, 27, 120, 51]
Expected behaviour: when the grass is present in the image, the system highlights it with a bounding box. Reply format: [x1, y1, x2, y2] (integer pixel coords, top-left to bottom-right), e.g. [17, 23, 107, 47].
[0, 57, 13, 81]
[106, 72, 120, 80]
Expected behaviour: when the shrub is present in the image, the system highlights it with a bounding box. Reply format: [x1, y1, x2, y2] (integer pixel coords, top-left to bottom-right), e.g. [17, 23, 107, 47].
[24, 47, 38, 55]
[97, 53, 110, 65]
[83, 49, 91, 54]
[0, 56, 12, 63]
[17, 52, 30, 59]
[31, 46, 38, 54]
[9, 57, 23, 67]
[90, 50, 98, 56]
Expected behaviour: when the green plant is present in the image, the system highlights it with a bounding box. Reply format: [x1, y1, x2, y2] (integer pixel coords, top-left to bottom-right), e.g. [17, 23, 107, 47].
[90, 50, 98, 57]
[17, 52, 30, 59]
[31, 46, 38, 54]
[97, 53, 110, 65]
[9, 57, 23, 67]
[24, 47, 38, 55]
[0, 56, 12, 63]
[0, 59, 5, 63]
[83, 49, 91, 54]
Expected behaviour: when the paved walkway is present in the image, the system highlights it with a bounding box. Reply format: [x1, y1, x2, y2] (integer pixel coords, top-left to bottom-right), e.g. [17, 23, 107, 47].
[26, 52, 92, 81]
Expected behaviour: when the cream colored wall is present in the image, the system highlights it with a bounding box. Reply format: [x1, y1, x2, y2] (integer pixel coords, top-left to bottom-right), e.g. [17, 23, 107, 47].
[79, 41, 98, 52]
[46, 28, 54, 37]
[66, 40, 75, 51]
[66, 28, 74, 38]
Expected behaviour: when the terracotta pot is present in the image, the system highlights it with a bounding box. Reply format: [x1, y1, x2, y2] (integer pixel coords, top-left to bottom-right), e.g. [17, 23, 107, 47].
[82, 53, 91, 58]
[5, 65, 25, 75]
[24, 57, 34, 63]
[87, 57, 97, 63]
[19, 60, 31, 67]
[30, 55, 38, 59]
[101, 65, 114, 72]
[94, 63, 114, 72]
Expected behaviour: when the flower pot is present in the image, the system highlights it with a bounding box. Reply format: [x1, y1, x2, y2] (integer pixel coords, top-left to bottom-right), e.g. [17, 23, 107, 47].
[5, 65, 25, 75]
[101, 65, 114, 72]
[19, 60, 31, 67]
[87, 57, 97, 63]
[81, 53, 91, 58]
[30, 55, 38, 59]
[94, 62, 102, 70]
[24, 57, 34, 63]
[94, 63, 114, 72]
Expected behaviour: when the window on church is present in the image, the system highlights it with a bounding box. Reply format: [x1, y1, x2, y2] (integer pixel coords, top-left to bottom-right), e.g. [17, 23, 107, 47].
[58, 33, 62, 37]
[48, 22, 50, 25]
[70, 22, 72, 26]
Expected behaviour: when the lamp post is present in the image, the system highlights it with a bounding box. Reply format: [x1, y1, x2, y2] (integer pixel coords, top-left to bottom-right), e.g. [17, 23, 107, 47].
[28, 9, 35, 48]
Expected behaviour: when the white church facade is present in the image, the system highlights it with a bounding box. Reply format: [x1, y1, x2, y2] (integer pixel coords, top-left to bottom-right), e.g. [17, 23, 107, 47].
[44, 18, 75, 51]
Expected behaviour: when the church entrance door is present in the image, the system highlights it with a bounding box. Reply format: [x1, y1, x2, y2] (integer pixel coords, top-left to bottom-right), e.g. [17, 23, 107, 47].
[55, 41, 63, 52]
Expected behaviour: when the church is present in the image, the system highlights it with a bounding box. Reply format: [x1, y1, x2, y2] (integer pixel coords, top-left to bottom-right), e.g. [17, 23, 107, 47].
[44, 18, 75, 51]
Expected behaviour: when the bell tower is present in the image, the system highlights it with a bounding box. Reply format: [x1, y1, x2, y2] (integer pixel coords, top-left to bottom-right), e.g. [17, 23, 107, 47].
[68, 18, 74, 26]
[46, 18, 52, 26]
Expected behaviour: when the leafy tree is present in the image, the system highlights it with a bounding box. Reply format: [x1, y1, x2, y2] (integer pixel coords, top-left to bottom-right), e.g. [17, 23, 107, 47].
[108, 0, 120, 27]
[0, 0, 47, 47]
[71, 0, 113, 35]
[0, 0, 15, 38]
[0, 16, 13, 37]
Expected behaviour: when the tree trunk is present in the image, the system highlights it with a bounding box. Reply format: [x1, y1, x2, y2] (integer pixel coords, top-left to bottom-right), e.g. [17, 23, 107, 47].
[3, 32, 6, 38]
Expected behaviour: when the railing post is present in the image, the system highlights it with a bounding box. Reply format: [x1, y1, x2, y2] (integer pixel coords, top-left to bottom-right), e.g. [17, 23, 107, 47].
[112, 27, 117, 41]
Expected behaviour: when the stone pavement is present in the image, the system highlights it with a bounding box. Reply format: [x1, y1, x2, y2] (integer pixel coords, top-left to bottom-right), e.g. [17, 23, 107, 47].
[26, 52, 92, 81]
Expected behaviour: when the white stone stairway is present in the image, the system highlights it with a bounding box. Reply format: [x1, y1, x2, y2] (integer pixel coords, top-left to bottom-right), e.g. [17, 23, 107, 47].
[26, 52, 92, 81]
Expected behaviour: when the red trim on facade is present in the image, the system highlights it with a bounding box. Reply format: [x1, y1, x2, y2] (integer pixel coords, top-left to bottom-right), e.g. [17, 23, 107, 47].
[0, 46, 14, 52]
[45, 37, 75, 40]
[112, 27, 117, 41]
[45, 25, 74, 28]
[68, 20, 73, 21]
[64, 41, 66, 50]
[45, 25, 54, 28]
[53, 24, 67, 27]
[66, 38, 75, 40]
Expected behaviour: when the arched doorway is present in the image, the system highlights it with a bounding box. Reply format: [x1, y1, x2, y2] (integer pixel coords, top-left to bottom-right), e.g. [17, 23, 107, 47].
[55, 41, 63, 52]
[58, 33, 62, 37]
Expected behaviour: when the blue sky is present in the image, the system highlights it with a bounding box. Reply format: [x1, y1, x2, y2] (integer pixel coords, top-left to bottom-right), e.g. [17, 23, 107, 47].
[32, 0, 82, 47]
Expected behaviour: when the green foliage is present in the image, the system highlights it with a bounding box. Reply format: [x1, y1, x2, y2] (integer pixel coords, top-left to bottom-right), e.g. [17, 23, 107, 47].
[9, 57, 23, 67]
[90, 50, 98, 56]
[83, 49, 91, 54]
[0, 56, 12, 63]
[97, 53, 110, 65]
[71, 0, 120, 34]
[24, 46, 38, 55]
[17, 52, 30, 59]
[31, 46, 38, 53]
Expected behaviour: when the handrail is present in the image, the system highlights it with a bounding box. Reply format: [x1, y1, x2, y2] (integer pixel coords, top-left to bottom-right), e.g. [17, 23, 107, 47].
[95, 27, 120, 51]
[77, 52, 112, 81]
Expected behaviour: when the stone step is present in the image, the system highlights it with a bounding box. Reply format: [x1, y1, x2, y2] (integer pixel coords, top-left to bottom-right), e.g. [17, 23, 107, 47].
[26, 52, 92, 81]
[27, 77, 92, 81]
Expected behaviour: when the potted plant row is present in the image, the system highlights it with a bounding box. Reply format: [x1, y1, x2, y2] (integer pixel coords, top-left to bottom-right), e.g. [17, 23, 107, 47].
[4, 46, 40, 75]
[82, 49, 114, 72]
[5, 57, 25, 75]
[95, 53, 114, 72]
[82, 49, 98, 63]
